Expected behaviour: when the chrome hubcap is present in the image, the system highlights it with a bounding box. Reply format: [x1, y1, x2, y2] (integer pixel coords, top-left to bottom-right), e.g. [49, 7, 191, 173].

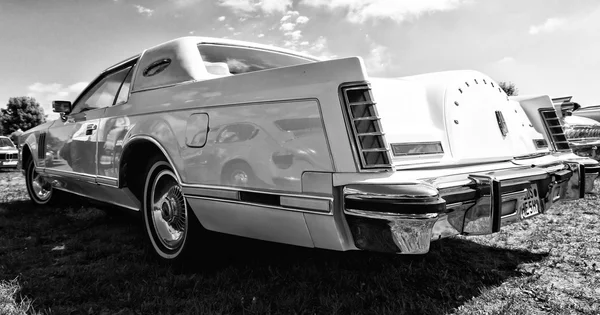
[151, 170, 187, 250]
[30, 164, 51, 201]
[231, 170, 248, 186]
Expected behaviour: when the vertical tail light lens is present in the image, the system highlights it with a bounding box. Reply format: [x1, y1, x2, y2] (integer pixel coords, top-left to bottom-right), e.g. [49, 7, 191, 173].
[341, 84, 392, 170]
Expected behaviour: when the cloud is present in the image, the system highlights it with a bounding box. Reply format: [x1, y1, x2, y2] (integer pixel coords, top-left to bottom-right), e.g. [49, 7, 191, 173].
[301, 0, 469, 23]
[218, 0, 292, 14]
[311, 36, 327, 52]
[279, 22, 295, 31]
[364, 43, 391, 75]
[260, 0, 293, 13]
[169, 0, 202, 7]
[277, 10, 311, 50]
[529, 18, 567, 35]
[296, 16, 310, 24]
[284, 30, 302, 40]
[258, 33, 265, 37]
[27, 82, 89, 119]
[300, 36, 336, 59]
[218, 16, 226, 21]
[133, 4, 154, 17]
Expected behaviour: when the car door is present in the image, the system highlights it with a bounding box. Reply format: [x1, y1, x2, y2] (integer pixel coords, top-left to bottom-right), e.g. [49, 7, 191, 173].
[45, 66, 134, 185]
[96, 60, 136, 185]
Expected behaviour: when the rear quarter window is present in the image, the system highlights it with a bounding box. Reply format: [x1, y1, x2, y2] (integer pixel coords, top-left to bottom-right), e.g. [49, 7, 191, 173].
[198, 44, 314, 75]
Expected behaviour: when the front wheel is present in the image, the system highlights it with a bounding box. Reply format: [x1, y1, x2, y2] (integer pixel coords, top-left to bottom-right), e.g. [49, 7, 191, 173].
[25, 157, 56, 205]
[142, 157, 197, 262]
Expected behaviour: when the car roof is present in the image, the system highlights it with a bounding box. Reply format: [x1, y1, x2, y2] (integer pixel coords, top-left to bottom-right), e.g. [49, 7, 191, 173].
[102, 36, 321, 74]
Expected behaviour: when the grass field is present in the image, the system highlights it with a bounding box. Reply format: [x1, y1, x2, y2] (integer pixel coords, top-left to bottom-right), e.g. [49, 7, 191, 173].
[1, 169, 599, 314]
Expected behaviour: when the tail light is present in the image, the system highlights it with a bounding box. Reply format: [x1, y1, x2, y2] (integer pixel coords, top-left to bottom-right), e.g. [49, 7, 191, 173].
[341, 84, 392, 170]
[539, 109, 570, 151]
[563, 124, 600, 141]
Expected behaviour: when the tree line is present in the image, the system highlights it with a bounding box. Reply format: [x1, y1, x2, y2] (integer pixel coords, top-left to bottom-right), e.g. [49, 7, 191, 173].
[0, 97, 46, 142]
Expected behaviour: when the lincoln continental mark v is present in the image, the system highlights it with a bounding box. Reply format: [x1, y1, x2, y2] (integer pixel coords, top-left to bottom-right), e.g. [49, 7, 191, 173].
[17, 37, 594, 262]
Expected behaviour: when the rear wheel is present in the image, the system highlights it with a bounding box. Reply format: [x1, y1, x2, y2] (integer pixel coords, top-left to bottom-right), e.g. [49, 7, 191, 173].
[25, 157, 56, 205]
[142, 157, 198, 262]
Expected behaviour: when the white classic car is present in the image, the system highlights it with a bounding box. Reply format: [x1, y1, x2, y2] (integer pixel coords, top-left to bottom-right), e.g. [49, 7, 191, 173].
[0, 136, 19, 169]
[508, 95, 600, 192]
[18, 37, 587, 262]
[552, 96, 600, 162]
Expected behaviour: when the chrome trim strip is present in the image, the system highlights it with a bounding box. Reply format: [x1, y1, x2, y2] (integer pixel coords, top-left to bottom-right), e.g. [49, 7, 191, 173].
[131, 80, 195, 94]
[345, 208, 439, 220]
[103, 54, 141, 74]
[97, 176, 118, 187]
[182, 184, 333, 213]
[53, 187, 139, 211]
[180, 183, 333, 200]
[182, 186, 239, 200]
[185, 195, 334, 215]
[44, 168, 96, 184]
[280, 196, 331, 212]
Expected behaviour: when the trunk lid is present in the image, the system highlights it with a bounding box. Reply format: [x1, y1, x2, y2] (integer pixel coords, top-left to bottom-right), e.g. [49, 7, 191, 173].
[369, 71, 547, 168]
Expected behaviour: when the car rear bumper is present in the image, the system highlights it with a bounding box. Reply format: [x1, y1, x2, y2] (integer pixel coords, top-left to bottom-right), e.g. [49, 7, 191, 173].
[343, 161, 584, 254]
[0, 160, 18, 168]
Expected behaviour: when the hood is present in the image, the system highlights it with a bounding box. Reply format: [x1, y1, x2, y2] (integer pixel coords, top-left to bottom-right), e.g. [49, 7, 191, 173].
[370, 70, 546, 168]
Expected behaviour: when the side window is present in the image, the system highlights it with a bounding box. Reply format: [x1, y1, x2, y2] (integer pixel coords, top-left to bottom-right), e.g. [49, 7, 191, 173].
[114, 67, 134, 106]
[71, 66, 132, 114]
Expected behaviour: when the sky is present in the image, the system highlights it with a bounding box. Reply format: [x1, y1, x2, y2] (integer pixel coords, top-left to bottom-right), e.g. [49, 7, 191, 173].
[1, 0, 600, 120]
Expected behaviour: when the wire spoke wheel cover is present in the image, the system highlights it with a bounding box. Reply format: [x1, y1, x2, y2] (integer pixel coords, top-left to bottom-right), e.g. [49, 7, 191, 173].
[143, 162, 190, 261]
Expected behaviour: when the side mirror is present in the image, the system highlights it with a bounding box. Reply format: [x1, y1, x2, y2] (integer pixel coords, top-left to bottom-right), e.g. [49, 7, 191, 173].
[52, 100, 72, 114]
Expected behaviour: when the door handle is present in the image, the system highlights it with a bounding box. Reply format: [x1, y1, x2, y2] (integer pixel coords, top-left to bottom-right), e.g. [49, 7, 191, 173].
[86, 124, 97, 135]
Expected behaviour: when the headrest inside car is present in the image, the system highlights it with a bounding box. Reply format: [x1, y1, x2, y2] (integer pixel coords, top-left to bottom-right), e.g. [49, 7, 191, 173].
[204, 62, 232, 76]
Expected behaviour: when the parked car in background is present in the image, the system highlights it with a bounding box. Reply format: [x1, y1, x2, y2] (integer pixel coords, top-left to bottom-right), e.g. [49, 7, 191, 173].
[0, 136, 18, 169]
[550, 96, 600, 163]
[18, 37, 587, 263]
[508, 95, 600, 192]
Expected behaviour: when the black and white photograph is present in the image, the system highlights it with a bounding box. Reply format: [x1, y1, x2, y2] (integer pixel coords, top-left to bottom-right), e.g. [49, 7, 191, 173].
[1, 0, 600, 314]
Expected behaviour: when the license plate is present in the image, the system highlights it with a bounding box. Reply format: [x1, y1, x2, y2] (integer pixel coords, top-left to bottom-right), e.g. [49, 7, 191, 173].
[521, 184, 541, 219]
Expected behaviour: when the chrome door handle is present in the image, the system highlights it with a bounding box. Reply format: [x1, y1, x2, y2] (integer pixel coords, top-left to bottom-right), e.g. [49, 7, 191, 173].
[86, 124, 97, 135]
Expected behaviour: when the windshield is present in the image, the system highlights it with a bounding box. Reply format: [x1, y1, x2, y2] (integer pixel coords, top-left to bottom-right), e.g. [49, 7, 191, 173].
[198, 44, 315, 75]
[0, 138, 15, 148]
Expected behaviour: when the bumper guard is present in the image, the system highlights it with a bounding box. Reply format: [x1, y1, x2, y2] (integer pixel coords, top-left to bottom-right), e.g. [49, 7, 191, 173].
[343, 162, 584, 254]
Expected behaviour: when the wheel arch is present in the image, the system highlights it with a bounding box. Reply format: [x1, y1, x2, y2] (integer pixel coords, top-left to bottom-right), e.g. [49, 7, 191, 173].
[21, 144, 32, 165]
[118, 136, 182, 201]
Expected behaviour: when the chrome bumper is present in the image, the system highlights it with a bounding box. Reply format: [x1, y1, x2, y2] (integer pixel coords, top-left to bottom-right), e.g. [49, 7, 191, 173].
[343, 162, 585, 254]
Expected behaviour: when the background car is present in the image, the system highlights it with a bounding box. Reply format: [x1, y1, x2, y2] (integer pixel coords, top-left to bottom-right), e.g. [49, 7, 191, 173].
[553, 96, 600, 161]
[0, 136, 19, 169]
